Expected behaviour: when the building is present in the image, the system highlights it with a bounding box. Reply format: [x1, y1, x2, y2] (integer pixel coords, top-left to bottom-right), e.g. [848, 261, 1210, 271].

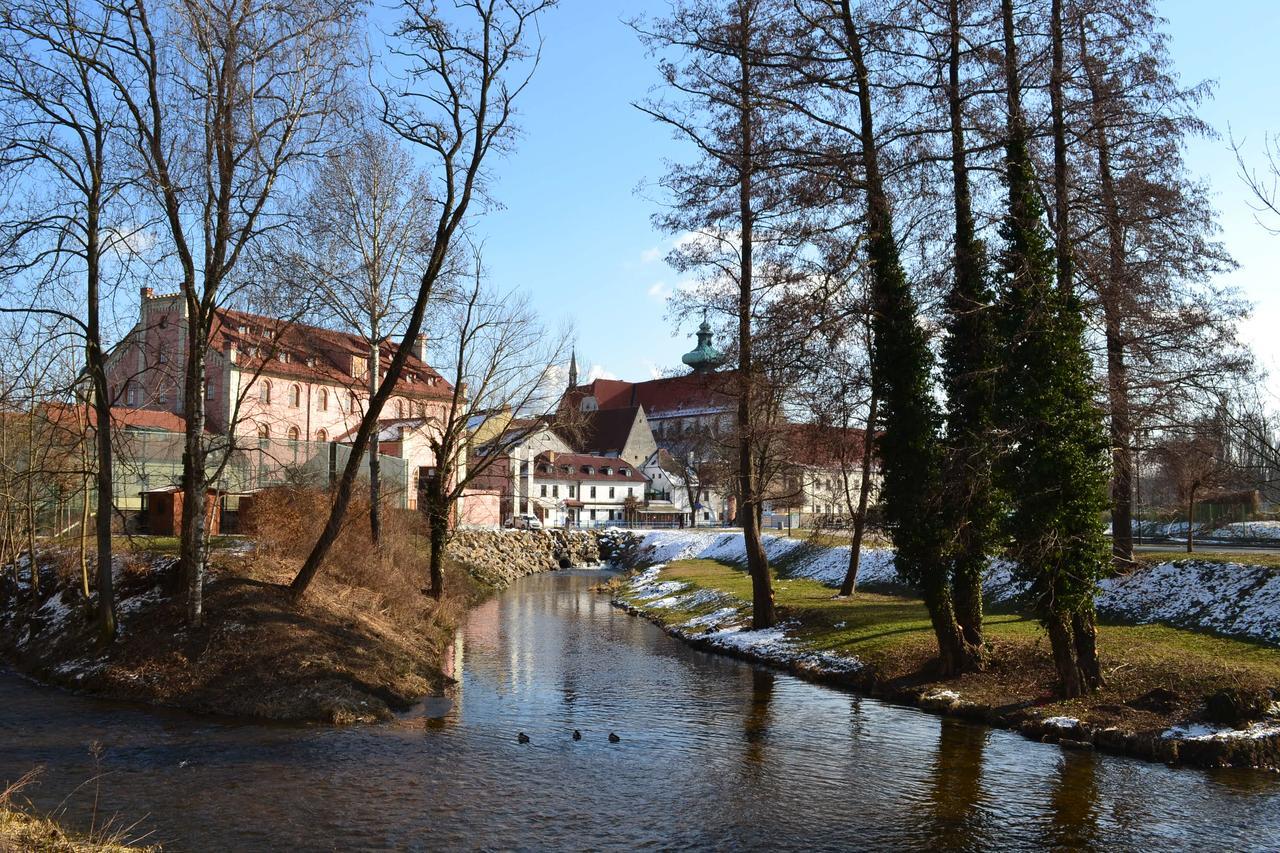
[530, 451, 648, 526]
[103, 288, 456, 513]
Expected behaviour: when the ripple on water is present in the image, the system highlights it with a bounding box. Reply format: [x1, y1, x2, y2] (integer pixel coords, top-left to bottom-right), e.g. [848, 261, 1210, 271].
[1, 569, 1279, 851]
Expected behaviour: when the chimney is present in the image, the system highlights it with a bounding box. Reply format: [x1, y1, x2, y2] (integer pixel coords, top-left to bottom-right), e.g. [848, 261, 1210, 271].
[415, 333, 428, 362]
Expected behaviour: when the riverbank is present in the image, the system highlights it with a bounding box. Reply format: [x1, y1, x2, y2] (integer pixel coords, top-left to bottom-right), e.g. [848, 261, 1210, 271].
[0, 538, 467, 723]
[610, 530, 1280, 770]
[0, 806, 153, 852]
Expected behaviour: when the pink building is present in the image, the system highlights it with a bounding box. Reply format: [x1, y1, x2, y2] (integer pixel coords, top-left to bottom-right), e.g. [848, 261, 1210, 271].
[106, 288, 458, 510]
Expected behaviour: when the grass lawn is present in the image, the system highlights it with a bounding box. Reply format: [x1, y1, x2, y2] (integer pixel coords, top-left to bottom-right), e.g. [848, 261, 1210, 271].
[1136, 549, 1280, 569]
[113, 534, 242, 555]
[633, 559, 1280, 727]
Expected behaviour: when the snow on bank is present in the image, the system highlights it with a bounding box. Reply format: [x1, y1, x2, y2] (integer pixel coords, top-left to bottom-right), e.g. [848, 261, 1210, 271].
[622, 529, 1280, 647]
[1135, 519, 1280, 542]
[620, 563, 865, 675]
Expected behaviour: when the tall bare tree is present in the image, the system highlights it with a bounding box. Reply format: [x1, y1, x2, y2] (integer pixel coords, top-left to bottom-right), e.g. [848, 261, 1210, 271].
[99, 0, 358, 624]
[289, 122, 435, 546]
[289, 0, 557, 599]
[419, 262, 571, 597]
[636, 0, 817, 629]
[0, 0, 136, 640]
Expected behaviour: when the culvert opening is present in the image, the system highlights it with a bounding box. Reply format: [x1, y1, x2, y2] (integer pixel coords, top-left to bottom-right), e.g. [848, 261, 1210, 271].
[557, 557, 572, 569]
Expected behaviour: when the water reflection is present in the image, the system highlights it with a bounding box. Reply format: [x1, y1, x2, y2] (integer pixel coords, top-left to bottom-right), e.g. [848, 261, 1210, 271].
[742, 668, 775, 775]
[1045, 749, 1101, 850]
[0, 569, 1278, 851]
[925, 718, 990, 851]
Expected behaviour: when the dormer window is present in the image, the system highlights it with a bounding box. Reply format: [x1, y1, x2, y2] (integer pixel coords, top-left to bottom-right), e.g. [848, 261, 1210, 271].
[277, 351, 288, 363]
[352, 355, 368, 378]
[621, 468, 631, 476]
[584, 466, 595, 475]
[238, 324, 248, 335]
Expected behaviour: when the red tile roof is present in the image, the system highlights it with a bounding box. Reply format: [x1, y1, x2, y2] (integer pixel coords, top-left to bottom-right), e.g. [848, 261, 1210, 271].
[563, 371, 738, 419]
[42, 403, 189, 434]
[533, 452, 649, 483]
[211, 308, 453, 400]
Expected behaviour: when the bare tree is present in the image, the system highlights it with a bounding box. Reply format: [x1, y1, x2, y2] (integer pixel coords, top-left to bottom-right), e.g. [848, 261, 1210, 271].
[419, 262, 571, 597]
[636, 0, 818, 629]
[98, 0, 358, 624]
[0, 0, 137, 640]
[289, 0, 557, 599]
[288, 121, 436, 546]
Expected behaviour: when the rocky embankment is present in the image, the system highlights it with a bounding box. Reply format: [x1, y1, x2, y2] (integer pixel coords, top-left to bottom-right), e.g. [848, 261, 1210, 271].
[447, 529, 605, 588]
[611, 529, 1280, 771]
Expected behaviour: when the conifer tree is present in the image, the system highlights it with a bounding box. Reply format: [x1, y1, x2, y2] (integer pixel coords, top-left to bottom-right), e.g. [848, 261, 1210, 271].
[996, 0, 1110, 697]
[939, 0, 1000, 654]
[834, 1, 977, 675]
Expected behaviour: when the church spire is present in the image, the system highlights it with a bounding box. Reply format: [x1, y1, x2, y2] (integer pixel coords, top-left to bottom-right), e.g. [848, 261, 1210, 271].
[568, 350, 578, 389]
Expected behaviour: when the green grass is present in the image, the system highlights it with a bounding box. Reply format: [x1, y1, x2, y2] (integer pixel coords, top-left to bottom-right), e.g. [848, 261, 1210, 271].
[114, 534, 242, 555]
[630, 558, 1280, 718]
[1136, 549, 1280, 569]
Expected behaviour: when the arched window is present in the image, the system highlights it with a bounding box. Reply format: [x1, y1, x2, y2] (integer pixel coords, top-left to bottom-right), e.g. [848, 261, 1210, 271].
[318, 388, 328, 411]
[315, 428, 328, 442]
[257, 423, 270, 439]
[396, 398, 405, 418]
[287, 425, 300, 442]
[289, 384, 301, 408]
[260, 380, 271, 404]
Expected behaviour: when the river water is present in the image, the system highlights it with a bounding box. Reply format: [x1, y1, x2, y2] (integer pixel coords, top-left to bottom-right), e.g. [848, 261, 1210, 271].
[2, 568, 1279, 851]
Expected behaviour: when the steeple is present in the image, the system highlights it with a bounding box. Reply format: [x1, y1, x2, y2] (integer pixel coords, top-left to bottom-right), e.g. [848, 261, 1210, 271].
[568, 350, 578, 389]
[681, 315, 725, 374]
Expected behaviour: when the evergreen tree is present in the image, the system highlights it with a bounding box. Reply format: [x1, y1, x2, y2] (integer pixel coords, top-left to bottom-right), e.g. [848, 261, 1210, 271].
[939, 0, 1000, 655]
[996, 0, 1110, 697]
[835, 2, 977, 675]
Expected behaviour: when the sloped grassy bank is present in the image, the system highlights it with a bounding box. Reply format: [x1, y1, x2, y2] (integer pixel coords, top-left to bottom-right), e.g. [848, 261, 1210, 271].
[607, 530, 1280, 771]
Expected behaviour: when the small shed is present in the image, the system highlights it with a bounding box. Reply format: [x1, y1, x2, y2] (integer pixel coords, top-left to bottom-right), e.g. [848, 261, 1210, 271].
[142, 487, 221, 536]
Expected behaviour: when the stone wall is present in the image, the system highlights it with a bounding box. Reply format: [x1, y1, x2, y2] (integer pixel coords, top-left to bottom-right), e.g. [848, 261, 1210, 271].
[446, 529, 605, 588]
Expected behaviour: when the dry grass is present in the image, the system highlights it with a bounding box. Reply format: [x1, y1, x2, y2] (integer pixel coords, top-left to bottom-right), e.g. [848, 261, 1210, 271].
[0, 770, 155, 852]
[2, 486, 483, 723]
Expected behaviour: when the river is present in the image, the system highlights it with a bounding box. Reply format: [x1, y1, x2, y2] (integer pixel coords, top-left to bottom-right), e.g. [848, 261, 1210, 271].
[2, 568, 1278, 851]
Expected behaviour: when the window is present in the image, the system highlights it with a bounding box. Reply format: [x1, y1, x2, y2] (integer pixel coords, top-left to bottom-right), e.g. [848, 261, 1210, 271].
[125, 383, 138, 406]
[352, 355, 368, 378]
[590, 510, 597, 520]
[589, 486, 597, 499]
[315, 429, 328, 442]
[540, 485, 547, 497]
[287, 425, 300, 442]
[277, 351, 288, 363]
[552, 485, 559, 498]
[206, 383, 216, 400]
[318, 389, 328, 411]
[260, 380, 272, 404]
[621, 468, 630, 477]
[289, 384, 301, 408]
[396, 399, 405, 418]
[608, 486, 615, 499]
[569, 486, 576, 498]
[258, 423, 270, 439]
[350, 393, 359, 413]
[628, 487, 634, 497]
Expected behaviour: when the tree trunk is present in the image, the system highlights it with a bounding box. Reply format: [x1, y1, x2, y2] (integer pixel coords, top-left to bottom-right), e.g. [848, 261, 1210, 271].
[736, 2, 773, 630]
[1186, 485, 1197, 553]
[25, 402, 39, 597]
[1047, 611, 1086, 698]
[179, 316, 208, 628]
[839, 394, 877, 597]
[1081, 26, 1136, 566]
[85, 195, 115, 641]
[1071, 609, 1104, 691]
[368, 339, 382, 547]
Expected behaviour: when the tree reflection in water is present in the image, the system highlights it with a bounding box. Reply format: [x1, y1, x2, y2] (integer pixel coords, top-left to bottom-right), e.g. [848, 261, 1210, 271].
[741, 668, 775, 778]
[1045, 748, 1101, 850]
[924, 717, 991, 850]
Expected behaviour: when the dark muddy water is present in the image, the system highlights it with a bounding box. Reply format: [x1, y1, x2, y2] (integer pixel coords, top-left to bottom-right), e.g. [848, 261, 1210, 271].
[2, 569, 1279, 851]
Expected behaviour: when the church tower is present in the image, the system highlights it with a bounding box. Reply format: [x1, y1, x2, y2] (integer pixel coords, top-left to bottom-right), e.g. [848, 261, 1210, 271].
[567, 350, 578, 390]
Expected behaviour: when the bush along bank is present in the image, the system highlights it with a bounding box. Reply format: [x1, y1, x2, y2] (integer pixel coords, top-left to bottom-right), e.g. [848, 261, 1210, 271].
[610, 531, 1280, 771]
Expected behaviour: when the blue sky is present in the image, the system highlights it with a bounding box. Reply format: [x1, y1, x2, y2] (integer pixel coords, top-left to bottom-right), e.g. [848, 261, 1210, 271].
[469, 0, 1280, 393]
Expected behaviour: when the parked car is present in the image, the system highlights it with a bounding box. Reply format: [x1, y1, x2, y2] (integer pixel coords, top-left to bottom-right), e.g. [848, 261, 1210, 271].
[507, 514, 543, 530]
